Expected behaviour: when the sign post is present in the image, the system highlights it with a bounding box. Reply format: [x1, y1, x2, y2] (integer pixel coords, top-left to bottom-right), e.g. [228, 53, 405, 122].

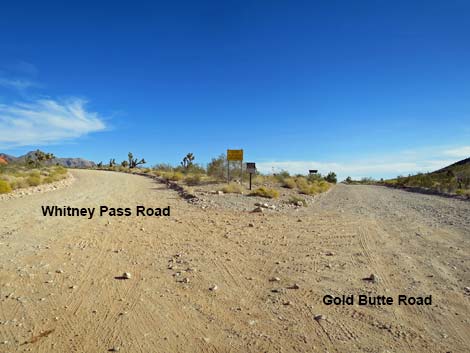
[246, 162, 256, 190]
[227, 149, 244, 183]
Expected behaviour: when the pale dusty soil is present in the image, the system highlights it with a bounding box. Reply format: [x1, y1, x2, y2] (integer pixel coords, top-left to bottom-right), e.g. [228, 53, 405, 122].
[0, 170, 469, 353]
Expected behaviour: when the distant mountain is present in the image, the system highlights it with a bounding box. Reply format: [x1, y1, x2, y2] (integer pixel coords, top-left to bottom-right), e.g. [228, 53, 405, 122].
[52, 157, 96, 168]
[0, 153, 18, 162]
[0, 151, 96, 168]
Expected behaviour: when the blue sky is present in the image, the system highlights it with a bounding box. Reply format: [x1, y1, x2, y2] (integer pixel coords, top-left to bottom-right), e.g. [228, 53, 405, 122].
[1, 0, 469, 180]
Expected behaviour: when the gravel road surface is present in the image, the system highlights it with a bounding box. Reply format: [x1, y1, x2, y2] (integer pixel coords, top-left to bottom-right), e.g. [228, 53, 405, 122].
[0, 170, 468, 353]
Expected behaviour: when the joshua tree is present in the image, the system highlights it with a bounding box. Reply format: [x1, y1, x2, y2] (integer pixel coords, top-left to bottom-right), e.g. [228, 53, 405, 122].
[97, 162, 103, 168]
[181, 153, 195, 169]
[29, 150, 55, 168]
[128, 152, 146, 168]
[109, 158, 116, 167]
[26, 156, 35, 167]
[121, 160, 129, 168]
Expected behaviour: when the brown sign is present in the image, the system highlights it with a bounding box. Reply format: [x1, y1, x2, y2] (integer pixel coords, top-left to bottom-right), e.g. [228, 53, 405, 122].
[246, 162, 256, 174]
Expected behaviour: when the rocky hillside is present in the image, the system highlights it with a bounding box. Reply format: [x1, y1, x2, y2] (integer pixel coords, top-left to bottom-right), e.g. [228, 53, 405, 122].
[433, 157, 470, 178]
[0, 151, 95, 168]
[385, 157, 470, 197]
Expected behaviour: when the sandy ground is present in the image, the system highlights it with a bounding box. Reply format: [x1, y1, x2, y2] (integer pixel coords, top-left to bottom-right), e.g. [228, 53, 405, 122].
[0, 169, 469, 353]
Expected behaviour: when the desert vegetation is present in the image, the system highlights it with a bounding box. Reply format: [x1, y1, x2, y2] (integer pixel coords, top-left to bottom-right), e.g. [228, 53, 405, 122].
[249, 187, 280, 198]
[275, 171, 333, 196]
[384, 171, 470, 197]
[95, 152, 335, 200]
[341, 157, 470, 198]
[0, 164, 68, 193]
[220, 182, 244, 194]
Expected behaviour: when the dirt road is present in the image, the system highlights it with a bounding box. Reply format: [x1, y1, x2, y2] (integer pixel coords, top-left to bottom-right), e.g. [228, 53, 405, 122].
[1, 170, 469, 353]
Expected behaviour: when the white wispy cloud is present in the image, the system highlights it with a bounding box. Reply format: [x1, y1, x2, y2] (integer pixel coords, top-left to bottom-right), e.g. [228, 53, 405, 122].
[0, 77, 38, 90]
[256, 146, 469, 181]
[0, 98, 106, 148]
[443, 146, 470, 158]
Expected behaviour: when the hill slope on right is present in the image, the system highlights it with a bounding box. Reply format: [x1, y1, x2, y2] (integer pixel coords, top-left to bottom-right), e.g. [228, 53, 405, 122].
[384, 157, 470, 197]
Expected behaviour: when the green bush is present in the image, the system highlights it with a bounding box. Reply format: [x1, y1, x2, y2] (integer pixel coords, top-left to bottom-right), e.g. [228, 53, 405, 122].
[325, 172, 337, 183]
[207, 154, 227, 179]
[0, 180, 12, 194]
[249, 187, 279, 198]
[307, 172, 323, 182]
[456, 189, 470, 196]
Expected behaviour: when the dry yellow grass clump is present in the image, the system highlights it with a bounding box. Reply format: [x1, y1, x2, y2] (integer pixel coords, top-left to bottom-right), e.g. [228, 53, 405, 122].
[249, 187, 279, 198]
[221, 182, 244, 194]
[0, 166, 68, 193]
[298, 180, 331, 195]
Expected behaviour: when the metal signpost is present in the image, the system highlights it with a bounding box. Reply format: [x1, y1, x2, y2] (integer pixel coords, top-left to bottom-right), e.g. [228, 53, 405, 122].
[227, 149, 243, 183]
[246, 162, 256, 190]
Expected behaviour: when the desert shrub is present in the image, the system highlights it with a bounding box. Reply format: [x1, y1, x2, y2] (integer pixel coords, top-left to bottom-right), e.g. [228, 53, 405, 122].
[27, 175, 41, 186]
[221, 182, 244, 194]
[249, 187, 279, 198]
[185, 164, 206, 175]
[299, 184, 316, 195]
[43, 176, 55, 184]
[207, 154, 227, 179]
[317, 180, 331, 192]
[274, 170, 290, 183]
[295, 177, 309, 190]
[360, 177, 376, 184]
[10, 178, 29, 190]
[307, 172, 323, 182]
[161, 171, 183, 181]
[153, 169, 166, 177]
[288, 195, 307, 206]
[171, 172, 184, 181]
[282, 177, 297, 189]
[252, 174, 266, 185]
[153, 163, 173, 171]
[185, 174, 202, 186]
[29, 170, 41, 178]
[325, 172, 337, 183]
[0, 180, 12, 193]
[299, 180, 331, 195]
[53, 166, 67, 175]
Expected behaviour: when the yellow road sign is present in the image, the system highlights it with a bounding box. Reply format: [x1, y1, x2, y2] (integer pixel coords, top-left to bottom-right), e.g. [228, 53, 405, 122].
[227, 149, 243, 161]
